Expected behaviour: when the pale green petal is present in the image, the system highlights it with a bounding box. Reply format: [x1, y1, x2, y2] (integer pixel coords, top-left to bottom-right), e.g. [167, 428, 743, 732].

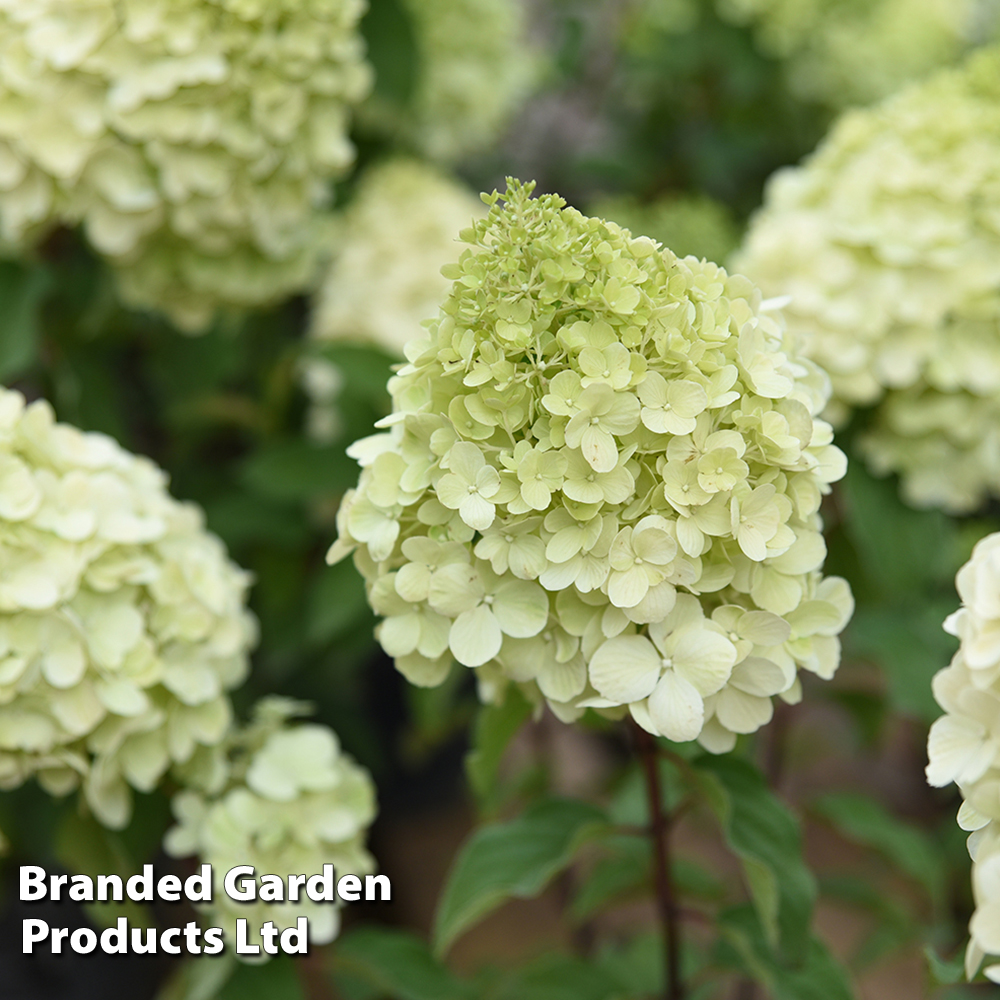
[459, 492, 496, 531]
[580, 424, 618, 473]
[450, 605, 502, 667]
[588, 634, 660, 704]
[671, 629, 736, 696]
[715, 687, 773, 734]
[648, 671, 704, 742]
[493, 580, 549, 638]
[737, 610, 791, 646]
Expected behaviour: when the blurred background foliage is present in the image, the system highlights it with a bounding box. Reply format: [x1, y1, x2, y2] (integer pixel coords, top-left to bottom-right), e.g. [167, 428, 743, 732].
[2, 1, 999, 998]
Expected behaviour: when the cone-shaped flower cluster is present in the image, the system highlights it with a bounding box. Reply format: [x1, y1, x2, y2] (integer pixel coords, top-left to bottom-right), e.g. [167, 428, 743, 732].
[0, 0, 371, 329]
[329, 180, 852, 753]
[927, 533, 1000, 983]
[0, 388, 256, 829]
[165, 697, 376, 953]
[715, 0, 978, 107]
[735, 47, 1000, 513]
[399, 0, 536, 162]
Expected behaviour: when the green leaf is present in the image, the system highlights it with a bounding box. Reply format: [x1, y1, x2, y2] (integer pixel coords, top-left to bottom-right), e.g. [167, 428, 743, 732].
[924, 945, 965, 987]
[491, 954, 624, 1000]
[571, 835, 650, 920]
[333, 927, 470, 1000]
[360, 0, 419, 107]
[812, 792, 945, 906]
[433, 798, 608, 956]
[839, 455, 959, 595]
[465, 686, 532, 810]
[53, 810, 153, 929]
[716, 905, 855, 1000]
[156, 954, 236, 1000]
[695, 755, 816, 964]
[240, 439, 358, 502]
[846, 604, 957, 721]
[306, 559, 371, 646]
[0, 260, 49, 380]
[217, 955, 304, 1000]
[819, 875, 916, 968]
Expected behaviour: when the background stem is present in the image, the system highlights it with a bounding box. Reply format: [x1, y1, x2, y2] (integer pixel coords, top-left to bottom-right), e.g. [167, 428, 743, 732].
[631, 721, 684, 1000]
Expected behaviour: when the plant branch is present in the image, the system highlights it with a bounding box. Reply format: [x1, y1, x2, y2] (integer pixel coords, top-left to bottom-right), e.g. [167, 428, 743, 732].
[631, 720, 684, 1000]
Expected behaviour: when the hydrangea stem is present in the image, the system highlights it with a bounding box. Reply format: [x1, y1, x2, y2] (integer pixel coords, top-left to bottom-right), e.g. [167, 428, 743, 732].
[632, 721, 684, 1000]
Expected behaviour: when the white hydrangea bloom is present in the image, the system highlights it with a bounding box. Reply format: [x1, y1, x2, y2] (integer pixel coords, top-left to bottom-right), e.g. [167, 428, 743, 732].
[397, 0, 537, 162]
[0, 388, 256, 829]
[735, 47, 1000, 513]
[927, 532, 1000, 983]
[165, 697, 376, 953]
[714, 0, 985, 108]
[329, 180, 852, 753]
[0, 0, 372, 329]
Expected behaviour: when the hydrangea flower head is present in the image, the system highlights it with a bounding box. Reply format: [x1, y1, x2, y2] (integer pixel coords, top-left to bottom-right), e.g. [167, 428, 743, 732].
[0, 0, 372, 329]
[736, 46, 1000, 513]
[0, 388, 256, 828]
[715, 0, 981, 107]
[927, 532, 1000, 983]
[165, 697, 376, 953]
[395, 0, 537, 162]
[329, 180, 852, 753]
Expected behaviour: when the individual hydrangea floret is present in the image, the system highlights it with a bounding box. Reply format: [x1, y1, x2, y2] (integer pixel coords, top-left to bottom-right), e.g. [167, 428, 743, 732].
[0, 388, 256, 828]
[304, 160, 484, 440]
[927, 532, 1000, 983]
[714, 0, 983, 107]
[165, 697, 376, 953]
[364, 0, 537, 163]
[329, 180, 852, 753]
[0, 0, 372, 329]
[735, 47, 1000, 513]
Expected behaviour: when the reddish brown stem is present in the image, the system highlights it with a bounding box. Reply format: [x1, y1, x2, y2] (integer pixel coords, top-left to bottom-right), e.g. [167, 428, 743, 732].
[631, 721, 684, 1000]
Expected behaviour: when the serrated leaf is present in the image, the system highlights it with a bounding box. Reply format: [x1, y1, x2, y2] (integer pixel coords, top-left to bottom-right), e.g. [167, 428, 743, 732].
[812, 792, 945, 905]
[465, 686, 532, 809]
[433, 798, 608, 956]
[333, 928, 470, 1000]
[695, 755, 816, 965]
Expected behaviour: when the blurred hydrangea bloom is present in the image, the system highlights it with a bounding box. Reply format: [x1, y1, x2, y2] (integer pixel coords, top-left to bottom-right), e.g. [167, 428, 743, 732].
[329, 180, 851, 753]
[0, 0, 372, 329]
[591, 194, 740, 268]
[400, 0, 537, 162]
[302, 160, 485, 440]
[715, 0, 982, 108]
[736, 47, 1000, 513]
[927, 533, 1000, 983]
[0, 388, 256, 829]
[304, 160, 485, 442]
[165, 697, 376, 953]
